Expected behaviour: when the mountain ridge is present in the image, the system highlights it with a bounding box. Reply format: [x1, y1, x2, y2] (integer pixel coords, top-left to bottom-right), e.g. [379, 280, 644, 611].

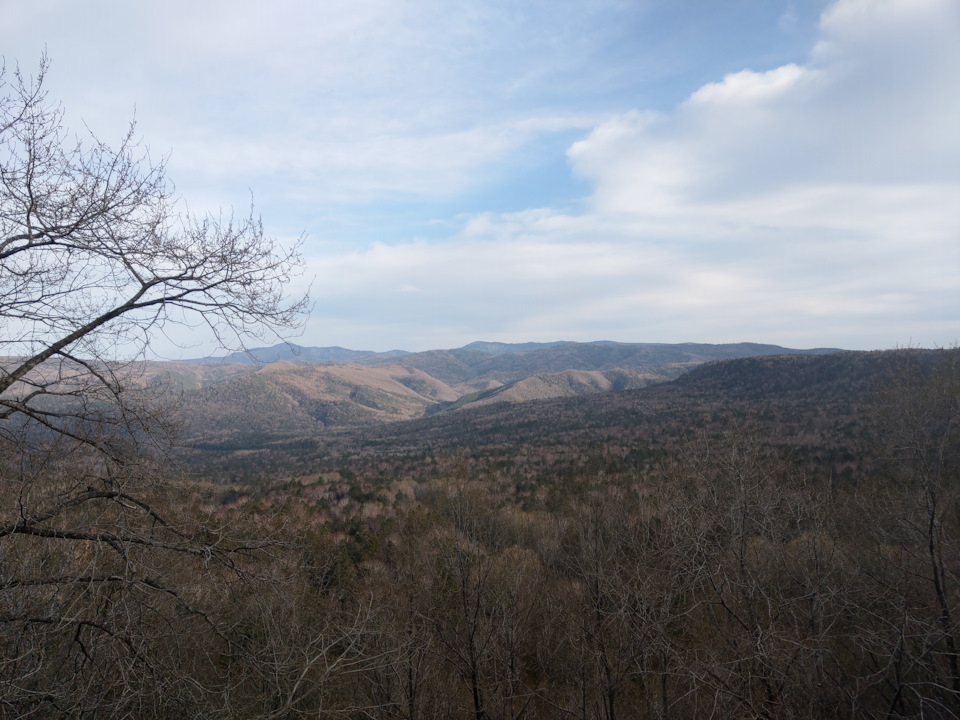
[169, 341, 846, 441]
[185, 340, 842, 366]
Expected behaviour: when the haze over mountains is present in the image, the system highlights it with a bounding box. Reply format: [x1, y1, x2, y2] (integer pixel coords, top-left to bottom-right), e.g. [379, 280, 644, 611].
[187, 340, 838, 367]
[161, 341, 841, 442]
[179, 345, 952, 494]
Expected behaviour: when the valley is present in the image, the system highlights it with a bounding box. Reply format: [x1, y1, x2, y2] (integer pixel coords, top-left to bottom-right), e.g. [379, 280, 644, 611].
[164, 344, 960, 718]
[159, 340, 840, 446]
[8, 339, 958, 718]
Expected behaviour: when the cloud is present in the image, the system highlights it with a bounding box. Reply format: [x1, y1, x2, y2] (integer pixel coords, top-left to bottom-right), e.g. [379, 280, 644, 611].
[0, 0, 611, 210]
[563, 0, 959, 343]
[170, 116, 597, 205]
[301, 0, 960, 351]
[572, 0, 959, 207]
[5, 0, 957, 353]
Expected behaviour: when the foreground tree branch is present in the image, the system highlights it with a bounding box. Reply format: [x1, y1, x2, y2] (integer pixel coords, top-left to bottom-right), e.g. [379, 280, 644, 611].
[0, 56, 311, 718]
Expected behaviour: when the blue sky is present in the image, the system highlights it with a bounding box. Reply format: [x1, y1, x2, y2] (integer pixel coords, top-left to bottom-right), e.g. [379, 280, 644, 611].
[3, 0, 958, 354]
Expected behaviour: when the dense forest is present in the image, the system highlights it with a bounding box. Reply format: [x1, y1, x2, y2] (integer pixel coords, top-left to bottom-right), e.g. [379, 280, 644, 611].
[189, 347, 960, 719]
[7, 345, 957, 718]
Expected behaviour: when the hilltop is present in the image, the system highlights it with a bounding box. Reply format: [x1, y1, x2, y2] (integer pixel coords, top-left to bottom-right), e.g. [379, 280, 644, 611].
[159, 341, 840, 444]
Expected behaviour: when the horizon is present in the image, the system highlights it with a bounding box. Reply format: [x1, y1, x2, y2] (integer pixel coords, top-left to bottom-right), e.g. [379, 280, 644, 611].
[6, 0, 958, 357]
[192, 338, 856, 363]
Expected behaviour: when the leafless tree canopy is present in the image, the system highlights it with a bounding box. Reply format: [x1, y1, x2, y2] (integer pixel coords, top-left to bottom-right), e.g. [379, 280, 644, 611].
[0, 57, 310, 718]
[1, 55, 307, 422]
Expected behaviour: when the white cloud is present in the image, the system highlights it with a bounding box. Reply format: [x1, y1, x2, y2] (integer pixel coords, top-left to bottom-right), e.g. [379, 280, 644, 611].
[170, 115, 597, 204]
[687, 64, 808, 105]
[4, 0, 957, 353]
[574, 0, 959, 207]
[1, 0, 612, 211]
[299, 0, 959, 351]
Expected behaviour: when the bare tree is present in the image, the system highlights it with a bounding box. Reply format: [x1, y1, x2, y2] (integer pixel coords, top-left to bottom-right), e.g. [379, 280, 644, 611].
[668, 430, 852, 720]
[850, 348, 960, 718]
[0, 57, 307, 717]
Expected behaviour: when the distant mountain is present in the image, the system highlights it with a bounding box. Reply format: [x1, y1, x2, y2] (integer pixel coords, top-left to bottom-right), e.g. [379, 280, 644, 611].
[186, 340, 838, 367]
[186, 343, 410, 365]
[174, 341, 845, 443]
[460, 341, 569, 354]
[185, 361, 459, 443]
[671, 349, 897, 401]
[182, 348, 953, 480]
[424, 367, 661, 415]
[329, 349, 943, 456]
[357, 341, 840, 388]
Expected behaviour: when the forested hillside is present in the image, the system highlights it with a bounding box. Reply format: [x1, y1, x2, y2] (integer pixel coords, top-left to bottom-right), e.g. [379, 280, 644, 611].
[184, 349, 893, 481]
[165, 341, 841, 444]
[166, 347, 959, 718]
[6, 342, 959, 717]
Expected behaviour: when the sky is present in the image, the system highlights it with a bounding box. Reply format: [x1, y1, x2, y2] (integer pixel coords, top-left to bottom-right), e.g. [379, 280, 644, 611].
[2, 0, 958, 355]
